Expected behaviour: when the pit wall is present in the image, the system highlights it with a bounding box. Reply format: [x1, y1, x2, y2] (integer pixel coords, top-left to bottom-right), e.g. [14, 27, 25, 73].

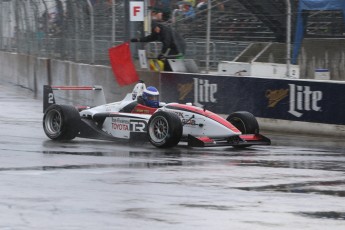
[1, 51, 344, 137]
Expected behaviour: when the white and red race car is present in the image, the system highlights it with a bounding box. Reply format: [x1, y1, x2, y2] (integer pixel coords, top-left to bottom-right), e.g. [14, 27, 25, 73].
[42, 81, 270, 148]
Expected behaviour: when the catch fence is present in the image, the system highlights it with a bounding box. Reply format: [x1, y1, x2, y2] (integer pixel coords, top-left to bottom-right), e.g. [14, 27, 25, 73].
[0, 0, 344, 71]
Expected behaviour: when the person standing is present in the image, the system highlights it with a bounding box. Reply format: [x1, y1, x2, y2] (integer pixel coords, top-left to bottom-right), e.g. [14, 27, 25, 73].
[130, 22, 186, 71]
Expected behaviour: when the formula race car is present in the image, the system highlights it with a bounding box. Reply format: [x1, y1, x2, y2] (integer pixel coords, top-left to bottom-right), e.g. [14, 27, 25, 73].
[42, 81, 270, 148]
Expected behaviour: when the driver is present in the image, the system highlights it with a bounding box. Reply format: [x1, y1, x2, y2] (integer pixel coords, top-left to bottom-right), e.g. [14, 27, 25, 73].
[120, 86, 160, 113]
[138, 86, 160, 108]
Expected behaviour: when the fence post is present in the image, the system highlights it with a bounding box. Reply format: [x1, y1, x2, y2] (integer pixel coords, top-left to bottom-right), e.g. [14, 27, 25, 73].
[22, 0, 30, 54]
[286, 0, 292, 78]
[0, 0, 3, 50]
[30, 0, 39, 56]
[73, 1, 80, 62]
[205, 0, 211, 73]
[7, 0, 12, 51]
[86, 0, 95, 64]
[111, 0, 116, 45]
[41, 0, 49, 57]
[14, 0, 19, 52]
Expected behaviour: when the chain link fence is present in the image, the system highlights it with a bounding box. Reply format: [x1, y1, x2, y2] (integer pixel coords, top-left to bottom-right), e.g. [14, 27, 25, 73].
[0, 0, 344, 70]
[0, 0, 276, 70]
[0, 0, 127, 64]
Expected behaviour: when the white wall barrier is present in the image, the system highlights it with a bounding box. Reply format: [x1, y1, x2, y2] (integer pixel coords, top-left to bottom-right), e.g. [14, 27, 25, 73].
[217, 61, 300, 79]
[0, 51, 159, 103]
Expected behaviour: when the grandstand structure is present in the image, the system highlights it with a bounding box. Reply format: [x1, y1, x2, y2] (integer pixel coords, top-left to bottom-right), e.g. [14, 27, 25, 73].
[173, 0, 345, 41]
[170, 0, 345, 68]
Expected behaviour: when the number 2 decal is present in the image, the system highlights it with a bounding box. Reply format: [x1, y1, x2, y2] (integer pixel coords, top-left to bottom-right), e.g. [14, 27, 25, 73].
[48, 93, 54, 104]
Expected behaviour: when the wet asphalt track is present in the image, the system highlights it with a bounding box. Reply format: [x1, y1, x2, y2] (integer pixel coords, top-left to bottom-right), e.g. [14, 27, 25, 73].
[0, 82, 344, 230]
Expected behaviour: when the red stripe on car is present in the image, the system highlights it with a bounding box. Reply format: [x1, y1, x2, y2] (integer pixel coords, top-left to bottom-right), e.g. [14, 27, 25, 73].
[131, 104, 157, 114]
[240, 134, 262, 141]
[167, 103, 240, 133]
[197, 136, 214, 143]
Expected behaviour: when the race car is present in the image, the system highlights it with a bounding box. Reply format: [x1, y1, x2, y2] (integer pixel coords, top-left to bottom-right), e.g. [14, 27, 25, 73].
[42, 81, 271, 148]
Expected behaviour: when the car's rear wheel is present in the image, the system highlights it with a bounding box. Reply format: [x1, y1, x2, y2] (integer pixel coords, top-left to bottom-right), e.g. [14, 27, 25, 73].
[147, 111, 183, 148]
[43, 104, 81, 140]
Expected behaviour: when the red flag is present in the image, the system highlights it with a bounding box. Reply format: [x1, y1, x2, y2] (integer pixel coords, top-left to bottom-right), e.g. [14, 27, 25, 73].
[109, 42, 139, 86]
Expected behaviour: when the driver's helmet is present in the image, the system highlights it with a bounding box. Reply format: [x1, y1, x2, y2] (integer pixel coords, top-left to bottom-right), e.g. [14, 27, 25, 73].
[142, 86, 159, 108]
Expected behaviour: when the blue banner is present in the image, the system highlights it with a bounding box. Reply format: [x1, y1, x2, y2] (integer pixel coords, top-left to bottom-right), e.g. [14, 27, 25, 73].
[292, 0, 345, 64]
[299, 0, 345, 11]
[160, 73, 345, 125]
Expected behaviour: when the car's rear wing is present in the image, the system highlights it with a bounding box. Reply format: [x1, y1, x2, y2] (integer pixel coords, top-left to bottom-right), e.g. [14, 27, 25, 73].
[43, 85, 106, 112]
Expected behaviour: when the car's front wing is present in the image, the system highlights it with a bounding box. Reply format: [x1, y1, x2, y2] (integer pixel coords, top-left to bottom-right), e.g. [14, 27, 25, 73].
[187, 134, 271, 147]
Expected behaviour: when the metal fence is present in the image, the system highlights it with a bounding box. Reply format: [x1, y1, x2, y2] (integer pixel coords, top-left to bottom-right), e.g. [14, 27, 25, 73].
[0, 0, 249, 67]
[0, 0, 344, 70]
[0, 0, 126, 63]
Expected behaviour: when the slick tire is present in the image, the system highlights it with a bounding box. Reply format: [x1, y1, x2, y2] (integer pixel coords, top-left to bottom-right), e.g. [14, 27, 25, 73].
[226, 111, 259, 134]
[43, 104, 81, 140]
[227, 111, 259, 148]
[147, 111, 183, 148]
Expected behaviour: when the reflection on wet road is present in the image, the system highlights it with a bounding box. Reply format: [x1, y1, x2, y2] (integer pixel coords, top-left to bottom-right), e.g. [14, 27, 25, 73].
[0, 82, 344, 229]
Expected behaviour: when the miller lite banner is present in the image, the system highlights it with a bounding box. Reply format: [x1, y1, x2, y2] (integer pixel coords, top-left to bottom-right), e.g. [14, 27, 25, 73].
[160, 73, 345, 125]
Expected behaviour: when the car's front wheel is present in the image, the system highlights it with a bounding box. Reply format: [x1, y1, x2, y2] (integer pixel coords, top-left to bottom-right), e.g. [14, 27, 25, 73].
[43, 104, 81, 140]
[226, 111, 259, 148]
[226, 111, 259, 134]
[147, 111, 183, 148]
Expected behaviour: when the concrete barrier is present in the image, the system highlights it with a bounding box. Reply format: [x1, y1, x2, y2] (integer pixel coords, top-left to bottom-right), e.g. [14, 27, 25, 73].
[0, 51, 159, 103]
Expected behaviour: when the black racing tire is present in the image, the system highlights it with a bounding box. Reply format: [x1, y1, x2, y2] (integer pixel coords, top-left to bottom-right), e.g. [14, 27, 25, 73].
[147, 111, 183, 148]
[226, 111, 259, 134]
[226, 111, 259, 148]
[43, 104, 81, 140]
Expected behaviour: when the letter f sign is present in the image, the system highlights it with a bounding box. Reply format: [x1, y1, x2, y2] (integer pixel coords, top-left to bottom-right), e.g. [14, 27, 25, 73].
[134, 6, 140, 16]
[130, 2, 144, 21]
